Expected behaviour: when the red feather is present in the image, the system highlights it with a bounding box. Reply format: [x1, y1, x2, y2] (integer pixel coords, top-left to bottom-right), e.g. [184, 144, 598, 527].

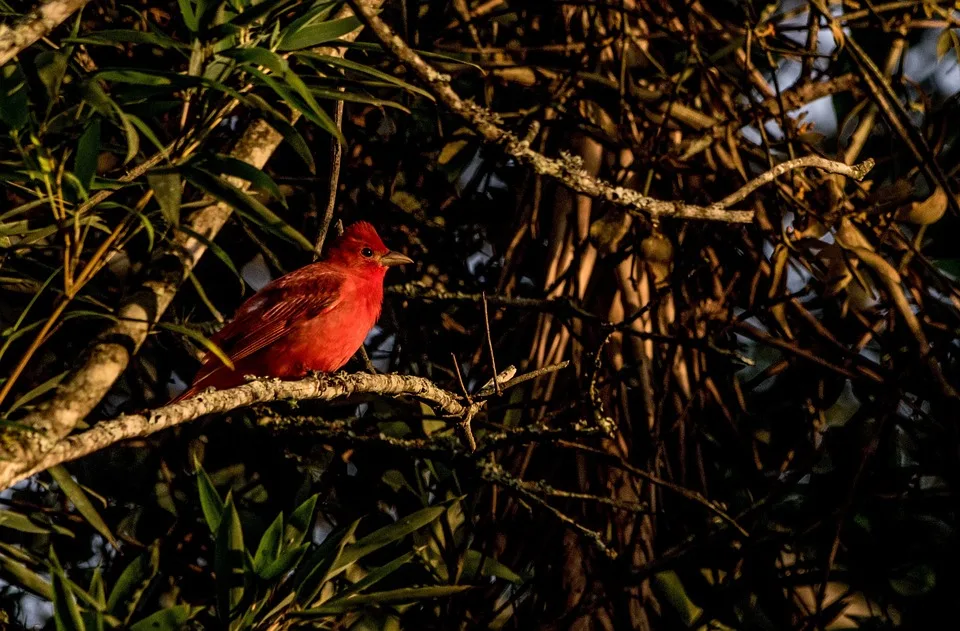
[171, 223, 410, 402]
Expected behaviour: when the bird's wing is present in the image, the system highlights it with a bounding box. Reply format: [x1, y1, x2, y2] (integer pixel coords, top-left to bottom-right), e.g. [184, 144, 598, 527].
[213, 270, 346, 365]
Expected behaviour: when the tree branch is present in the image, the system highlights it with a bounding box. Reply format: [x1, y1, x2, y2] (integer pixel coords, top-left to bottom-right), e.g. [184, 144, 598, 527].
[347, 0, 874, 224]
[11, 371, 469, 488]
[0, 0, 90, 66]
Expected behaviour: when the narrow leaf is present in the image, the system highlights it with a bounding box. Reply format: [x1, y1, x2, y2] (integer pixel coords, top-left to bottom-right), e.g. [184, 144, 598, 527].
[215, 497, 245, 622]
[49, 465, 117, 547]
[51, 552, 85, 631]
[130, 605, 202, 631]
[182, 167, 313, 251]
[147, 172, 182, 226]
[159, 322, 234, 371]
[196, 465, 225, 532]
[294, 586, 472, 616]
[253, 512, 284, 574]
[278, 15, 362, 51]
[283, 494, 318, 549]
[106, 544, 160, 623]
[331, 506, 445, 575]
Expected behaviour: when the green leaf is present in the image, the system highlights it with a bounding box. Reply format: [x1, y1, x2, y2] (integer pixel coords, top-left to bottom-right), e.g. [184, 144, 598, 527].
[266, 115, 315, 172]
[4, 370, 68, 416]
[310, 88, 410, 113]
[284, 494, 318, 549]
[651, 570, 703, 627]
[130, 604, 202, 631]
[242, 65, 344, 143]
[329, 550, 417, 602]
[182, 166, 314, 251]
[260, 543, 308, 582]
[278, 15, 362, 51]
[0, 65, 29, 130]
[159, 322, 235, 371]
[330, 506, 446, 576]
[299, 52, 435, 101]
[126, 114, 169, 159]
[219, 46, 288, 74]
[35, 50, 69, 102]
[51, 552, 85, 631]
[83, 569, 106, 631]
[49, 465, 117, 547]
[176, 225, 243, 289]
[147, 172, 182, 226]
[890, 564, 937, 597]
[462, 550, 523, 583]
[294, 586, 472, 616]
[75, 119, 101, 193]
[253, 512, 284, 574]
[215, 496, 246, 622]
[195, 465, 225, 532]
[178, 0, 199, 32]
[65, 29, 187, 49]
[107, 544, 160, 623]
[293, 519, 359, 604]
[0, 551, 53, 599]
[195, 154, 285, 205]
[0, 509, 49, 534]
[112, 106, 140, 165]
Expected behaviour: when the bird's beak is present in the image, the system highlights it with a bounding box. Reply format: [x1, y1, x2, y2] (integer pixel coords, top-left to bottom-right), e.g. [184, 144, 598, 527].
[380, 250, 414, 267]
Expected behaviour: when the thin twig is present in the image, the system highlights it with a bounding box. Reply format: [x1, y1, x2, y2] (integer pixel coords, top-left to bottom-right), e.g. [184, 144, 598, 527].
[314, 99, 345, 260]
[481, 292, 501, 395]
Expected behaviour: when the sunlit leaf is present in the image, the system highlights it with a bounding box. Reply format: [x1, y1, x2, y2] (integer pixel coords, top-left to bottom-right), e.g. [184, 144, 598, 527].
[196, 464, 225, 532]
[147, 171, 182, 226]
[159, 322, 235, 371]
[330, 505, 446, 576]
[107, 544, 160, 623]
[51, 551, 85, 631]
[253, 512, 284, 574]
[182, 166, 314, 251]
[283, 494, 318, 549]
[129, 605, 202, 631]
[294, 586, 472, 616]
[278, 15, 362, 51]
[0, 509, 50, 534]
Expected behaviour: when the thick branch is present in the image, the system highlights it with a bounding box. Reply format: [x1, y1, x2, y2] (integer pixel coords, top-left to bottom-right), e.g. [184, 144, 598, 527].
[348, 1, 874, 225]
[0, 0, 383, 491]
[12, 372, 468, 488]
[0, 0, 90, 66]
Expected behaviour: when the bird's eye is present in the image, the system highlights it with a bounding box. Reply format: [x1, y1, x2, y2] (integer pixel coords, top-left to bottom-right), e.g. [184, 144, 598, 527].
[361, 247, 374, 258]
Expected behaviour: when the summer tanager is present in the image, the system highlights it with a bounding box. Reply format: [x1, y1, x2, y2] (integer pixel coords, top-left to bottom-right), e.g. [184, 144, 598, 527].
[171, 222, 412, 402]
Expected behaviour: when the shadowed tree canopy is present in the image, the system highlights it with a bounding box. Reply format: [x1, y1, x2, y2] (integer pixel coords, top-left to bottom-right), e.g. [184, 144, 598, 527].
[0, 0, 959, 629]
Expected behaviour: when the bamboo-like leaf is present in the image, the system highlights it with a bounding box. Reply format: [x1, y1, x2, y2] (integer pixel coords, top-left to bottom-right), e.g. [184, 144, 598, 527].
[182, 166, 314, 251]
[106, 544, 160, 623]
[159, 322, 235, 371]
[195, 154, 286, 205]
[278, 15, 362, 51]
[462, 550, 523, 583]
[293, 519, 360, 604]
[51, 551, 85, 631]
[299, 52, 435, 101]
[0, 551, 53, 599]
[260, 543, 308, 582]
[215, 496, 246, 623]
[35, 50, 69, 103]
[328, 550, 417, 602]
[310, 88, 410, 113]
[74, 118, 100, 193]
[283, 494, 318, 549]
[176, 225, 244, 289]
[4, 370, 68, 416]
[330, 506, 446, 576]
[129, 605, 202, 631]
[293, 586, 472, 616]
[178, 0, 199, 32]
[65, 30, 188, 49]
[196, 465, 225, 533]
[147, 171, 182, 226]
[0, 509, 50, 534]
[49, 465, 118, 547]
[253, 512, 284, 574]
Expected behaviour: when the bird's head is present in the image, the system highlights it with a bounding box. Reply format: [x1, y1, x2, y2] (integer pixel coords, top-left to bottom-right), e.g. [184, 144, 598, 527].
[324, 221, 414, 272]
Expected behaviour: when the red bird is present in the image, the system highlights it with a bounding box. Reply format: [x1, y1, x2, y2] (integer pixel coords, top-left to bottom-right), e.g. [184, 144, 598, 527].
[172, 222, 412, 403]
